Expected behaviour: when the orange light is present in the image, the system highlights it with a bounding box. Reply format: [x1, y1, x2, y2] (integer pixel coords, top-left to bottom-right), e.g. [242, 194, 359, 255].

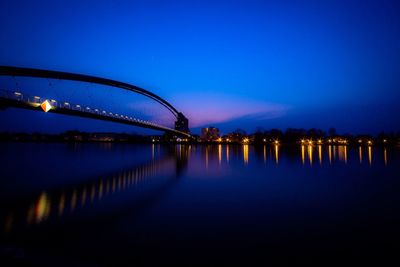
[40, 100, 52, 112]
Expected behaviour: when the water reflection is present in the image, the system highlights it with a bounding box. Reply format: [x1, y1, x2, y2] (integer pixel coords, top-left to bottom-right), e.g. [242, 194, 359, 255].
[226, 145, 230, 163]
[2, 143, 395, 235]
[3, 148, 187, 232]
[368, 146, 372, 166]
[318, 145, 322, 165]
[243, 145, 249, 165]
[384, 148, 388, 166]
[218, 144, 222, 165]
[263, 145, 267, 164]
[308, 145, 313, 165]
[274, 145, 279, 164]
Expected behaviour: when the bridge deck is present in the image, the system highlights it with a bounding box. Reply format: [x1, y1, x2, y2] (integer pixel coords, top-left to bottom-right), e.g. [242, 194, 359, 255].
[0, 89, 190, 137]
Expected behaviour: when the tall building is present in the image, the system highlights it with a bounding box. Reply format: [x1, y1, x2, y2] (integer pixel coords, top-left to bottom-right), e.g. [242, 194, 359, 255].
[201, 127, 220, 141]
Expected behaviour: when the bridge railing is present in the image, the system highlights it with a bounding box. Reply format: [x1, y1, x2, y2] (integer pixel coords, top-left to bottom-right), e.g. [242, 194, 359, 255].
[0, 88, 187, 134]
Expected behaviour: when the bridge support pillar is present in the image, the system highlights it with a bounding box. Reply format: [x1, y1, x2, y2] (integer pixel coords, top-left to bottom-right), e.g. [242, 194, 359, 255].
[175, 113, 189, 133]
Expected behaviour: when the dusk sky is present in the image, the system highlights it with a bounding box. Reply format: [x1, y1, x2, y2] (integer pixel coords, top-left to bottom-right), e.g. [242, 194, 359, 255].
[1, 0, 400, 134]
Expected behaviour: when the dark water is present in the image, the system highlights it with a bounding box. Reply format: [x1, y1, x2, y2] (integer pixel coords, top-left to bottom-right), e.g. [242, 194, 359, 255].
[0, 143, 400, 266]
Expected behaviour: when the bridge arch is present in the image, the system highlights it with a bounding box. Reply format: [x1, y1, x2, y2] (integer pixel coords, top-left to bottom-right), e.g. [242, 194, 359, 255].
[0, 66, 189, 136]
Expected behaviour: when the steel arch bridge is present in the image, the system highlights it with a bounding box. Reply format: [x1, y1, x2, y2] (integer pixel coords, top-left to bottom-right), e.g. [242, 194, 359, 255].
[0, 66, 190, 137]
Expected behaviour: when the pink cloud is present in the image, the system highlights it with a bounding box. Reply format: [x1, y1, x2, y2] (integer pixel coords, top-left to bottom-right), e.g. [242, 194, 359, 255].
[171, 92, 289, 127]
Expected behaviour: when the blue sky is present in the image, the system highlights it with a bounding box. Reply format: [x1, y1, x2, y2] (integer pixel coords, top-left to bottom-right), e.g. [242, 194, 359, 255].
[0, 0, 399, 134]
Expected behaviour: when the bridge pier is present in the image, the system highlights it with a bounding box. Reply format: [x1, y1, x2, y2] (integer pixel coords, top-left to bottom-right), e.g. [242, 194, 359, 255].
[175, 113, 189, 133]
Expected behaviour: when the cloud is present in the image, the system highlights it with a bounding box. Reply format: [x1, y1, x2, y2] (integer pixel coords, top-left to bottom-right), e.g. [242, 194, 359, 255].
[172, 92, 289, 127]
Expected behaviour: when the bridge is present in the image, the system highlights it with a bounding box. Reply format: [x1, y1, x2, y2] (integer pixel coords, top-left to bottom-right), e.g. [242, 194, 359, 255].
[0, 66, 190, 137]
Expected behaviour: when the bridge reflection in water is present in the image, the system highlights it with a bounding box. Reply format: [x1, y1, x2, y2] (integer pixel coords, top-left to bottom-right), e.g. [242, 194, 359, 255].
[1, 143, 399, 266]
[2, 145, 189, 233]
[2, 144, 394, 232]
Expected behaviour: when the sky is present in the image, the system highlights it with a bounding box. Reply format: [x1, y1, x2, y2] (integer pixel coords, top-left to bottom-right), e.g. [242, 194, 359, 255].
[0, 0, 399, 135]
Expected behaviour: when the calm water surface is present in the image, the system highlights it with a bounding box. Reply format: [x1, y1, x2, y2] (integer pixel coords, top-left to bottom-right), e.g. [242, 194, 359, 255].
[0, 143, 400, 266]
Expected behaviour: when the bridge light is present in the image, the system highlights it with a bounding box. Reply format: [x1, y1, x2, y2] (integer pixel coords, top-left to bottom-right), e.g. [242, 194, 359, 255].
[34, 96, 40, 99]
[64, 102, 70, 106]
[14, 92, 22, 96]
[102, 111, 106, 113]
[40, 100, 52, 112]
[76, 105, 81, 108]
[86, 107, 90, 110]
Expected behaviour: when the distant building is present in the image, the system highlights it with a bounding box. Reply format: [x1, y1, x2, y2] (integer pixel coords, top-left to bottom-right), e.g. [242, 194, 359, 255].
[201, 127, 220, 141]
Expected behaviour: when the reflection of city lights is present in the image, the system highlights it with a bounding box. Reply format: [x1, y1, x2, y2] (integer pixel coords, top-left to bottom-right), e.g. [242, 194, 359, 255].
[218, 144, 222, 165]
[384, 148, 388, 166]
[308, 145, 313, 165]
[274, 145, 279, 164]
[301, 145, 305, 165]
[263, 145, 266, 164]
[368, 146, 372, 166]
[243, 145, 249, 165]
[58, 193, 65, 216]
[318, 145, 322, 165]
